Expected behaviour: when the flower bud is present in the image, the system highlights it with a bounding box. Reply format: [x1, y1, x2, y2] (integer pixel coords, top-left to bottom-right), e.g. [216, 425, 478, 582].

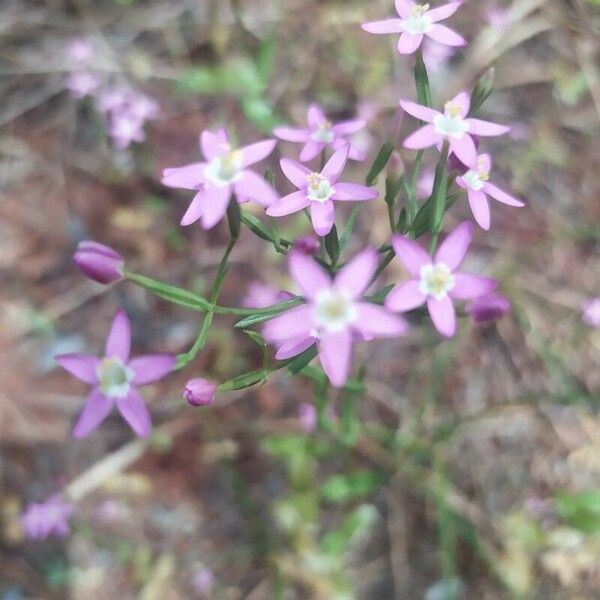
[73, 241, 124, 284]
[468, 293, 511, 324]
[293, 236, 320, 256]
[183, 378, 216, 407]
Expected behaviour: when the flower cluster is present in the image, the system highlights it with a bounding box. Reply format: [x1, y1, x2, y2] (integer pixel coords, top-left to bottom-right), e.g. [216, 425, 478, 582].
[64, 38, 159, 149]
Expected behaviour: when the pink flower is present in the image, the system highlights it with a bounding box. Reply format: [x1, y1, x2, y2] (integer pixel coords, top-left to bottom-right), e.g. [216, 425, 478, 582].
[263, 249, 408, 387]
[192, 568, 214, 595]
[183, 378, 217, 407]
[400, 92, 510, 166]
[422, 39, 457, 71]
[385, 222, 497, 337]
[73, 240, 124, 284]
[456, 153, 524, 230]
[362, 1, 466, 55]
[468, 293, 511, 323]
[274, 104, 367, 162]
[21, 496, 74, 540]
[109, 114, 146, 148]
[582, 298, 600, 328]
[298, 402, 317, 432]
[266, 146, 378, 237]
[66, 71, 100, 99]
[293, 236, 321, 256]
[66, 39, 94, 64]
[162, 129, 278, 230]
[242, 282, 292, 309]
[56, 310, 175, 438]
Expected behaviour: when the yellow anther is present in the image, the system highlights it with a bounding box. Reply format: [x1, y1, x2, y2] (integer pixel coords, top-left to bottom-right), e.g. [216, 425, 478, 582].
[411, 3, 430, 16]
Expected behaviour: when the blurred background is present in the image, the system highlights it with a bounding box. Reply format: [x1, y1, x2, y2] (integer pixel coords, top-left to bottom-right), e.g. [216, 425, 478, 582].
[1, 0, 599, 598]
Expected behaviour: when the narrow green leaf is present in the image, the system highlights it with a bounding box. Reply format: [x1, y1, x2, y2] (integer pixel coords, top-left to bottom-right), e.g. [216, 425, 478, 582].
[366, 142, 394, 186]
[287, 345, 318, 374]
[244, 329, 267, 346]
[469, 67, 496, 115]
[227, 197, 241, 238]
[218, 369, 268, 392]
[240, 211, 276, 242]
[234, 300, 302, 329]
[126, 272, 211, 311]
[414, 49, 432, 107]
[324, 224, 340, 265]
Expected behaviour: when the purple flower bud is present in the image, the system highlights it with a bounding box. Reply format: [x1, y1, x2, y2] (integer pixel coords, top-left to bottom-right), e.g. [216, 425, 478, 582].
[73, 240, 124, 284]
[183, 378, 216, 407]
[468, 293, 511, 324]
[293, 236, 320, 256]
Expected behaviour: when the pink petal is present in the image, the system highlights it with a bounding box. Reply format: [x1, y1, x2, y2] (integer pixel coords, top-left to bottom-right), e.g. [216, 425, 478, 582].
[434, 221, 473, 270]
[483, 182, 525, 207]
[300, 140, 325, 162]
[334, 247, 378, 299]
[332, 182, 379, 201]
[392, 234, 432, 277]
[449, 91, 471, 117]
[116, 388, 151, 437]
[479, 153, 492, 172]
[56, 353, 100, 385]
[330, 119, 366, 136]
[385, 280, 427, 312]
[266, 191, 310, 217]
[321, 146, 349, 182]
[319, 329, 352, 387]
[310, 200, 335, 236]
[129, 355, 175, 386]
[467, 188, 491, 230]
[289, 251, 331, 300]
[161, 162, 205, 190]
[399, 99, 438, 123]
[427, 2, 463, 22]
[235, 170, 279, 207]
[273, 126, 310, 142]
[73, 388, 114, 439]
[361, 19, 404, 34]
[263, 306, 314, 342]
[307, 104, 328, 127]
[427, 296, 456, 337]
[466, 118, 510, 136]
[201, 129, 227, 161]
[449, 135, 477, 167]
[426, 24, 466, 47]
[280, 158, 311, 188]
[397, 32, 424, 54]
[275, 336, 316, 360]
[180, 190, 207, 226]
[347, 144, 367, 161]
[240, 139, 276, 168]
[395, 0, 413, 18]
[200, 184, 231, 229]
[355, 303, 409, 337]
[105, 310, 131, 361]
[451, 274, 497, 300]
[403, 124, 442, 149]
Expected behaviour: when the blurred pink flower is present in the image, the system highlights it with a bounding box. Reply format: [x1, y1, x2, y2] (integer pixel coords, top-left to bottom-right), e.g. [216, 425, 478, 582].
[192, 568, 214, 595]
[56, 310, 175, 438]
[298, 403, 317, 432]
[401, 92, 510, 166]
[485, 2, 511, 30]
[362, 1, 466, 55]
[385, 222, 497, 337]
[293, 236, 320, 256]
[21, 496, 74, 540]
[162, 129, 278, 230]
[456, 153, 524, 230]
[468, 293, 511, 323]
[66, 71, 100, 99]
[242, 282, 292, 309]
[183, 378, 217, 407]
[417, 168, 435, 199]
[66, 38, 94, 64]
[266, 146, 378, 237]
[263, 249, 408, 387]
[274, 104, 367, 162]
[422, 39, 457, 71]
[582, 298, 600, 328]
[73, 240, 124, 284]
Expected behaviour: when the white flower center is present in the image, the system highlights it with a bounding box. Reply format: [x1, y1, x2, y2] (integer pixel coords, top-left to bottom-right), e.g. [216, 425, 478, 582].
[311, 122, 335, 143]
[403, 4, 432, 34]
[306, 172, 335, 203]
[314, 289, 358, 333]
[420, 263, 455, 300]
[433, 101, 470, 139]
[462, 157, 490, 190]
[204, 147, 243, 187]
[96, 357, 134, 398]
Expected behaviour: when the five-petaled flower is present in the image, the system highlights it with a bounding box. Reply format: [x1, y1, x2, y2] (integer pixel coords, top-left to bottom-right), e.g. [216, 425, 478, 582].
[274, 104, 367, 162]
[385, 222, 497, 337]
[161, 128, 278, 230]
[362, 1, 466, 55]
[263, 249, 408, 387]
[456, 153, 524, 230]
[56, 310, 175, 438]
[266, 146, 378, 237]
[401, 92, 510, 166]
[21, 496, 74, 540]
